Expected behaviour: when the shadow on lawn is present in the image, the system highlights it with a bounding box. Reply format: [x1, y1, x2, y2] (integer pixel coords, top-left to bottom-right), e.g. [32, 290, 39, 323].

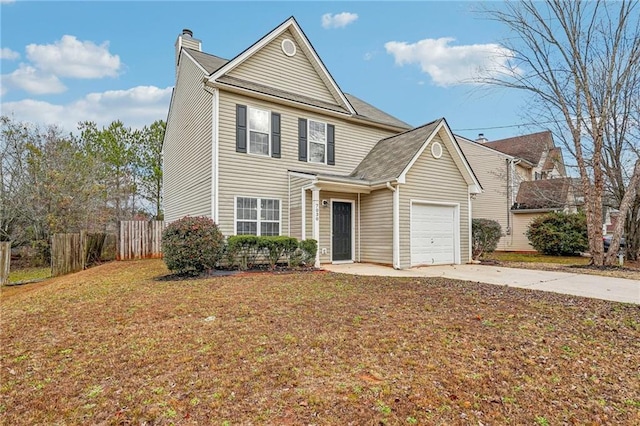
[154, 265, 321, 281]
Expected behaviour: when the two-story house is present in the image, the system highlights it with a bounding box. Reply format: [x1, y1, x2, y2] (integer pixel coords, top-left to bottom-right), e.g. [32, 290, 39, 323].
[458, 131, 579, 251]
[163, 17, 481, 269]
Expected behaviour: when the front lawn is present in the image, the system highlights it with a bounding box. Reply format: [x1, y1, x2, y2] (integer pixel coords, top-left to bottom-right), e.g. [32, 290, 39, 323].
[484, 252, 590, 265]
[7, 267, 51, 284]
[484, 251, 640, 280]
[1, 260, 638, 425]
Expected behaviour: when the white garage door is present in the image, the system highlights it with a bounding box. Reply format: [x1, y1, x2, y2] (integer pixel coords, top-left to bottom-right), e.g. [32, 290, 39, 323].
[411, 203, 456, 266]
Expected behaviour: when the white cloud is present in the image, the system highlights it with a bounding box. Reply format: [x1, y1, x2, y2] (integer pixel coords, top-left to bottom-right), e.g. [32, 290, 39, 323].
[0, 85, 172, 132]
[1, 48, 20, 60]
[1, 64, 66, 95]
[26, 35, 121, 79]
[385, 37, 517, 87]
[0, 0, 16, 4]
[322, 12, 358, 29]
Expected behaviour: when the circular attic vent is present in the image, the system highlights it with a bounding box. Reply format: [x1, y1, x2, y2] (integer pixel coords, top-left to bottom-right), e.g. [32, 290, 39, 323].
[431, 141, 443, 159]
[281, 39, 297, 57]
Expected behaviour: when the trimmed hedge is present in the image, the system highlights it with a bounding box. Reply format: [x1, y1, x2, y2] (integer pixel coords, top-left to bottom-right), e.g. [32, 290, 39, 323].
[162, 216, 225, 275]
[226, 235, 317, 270]
[526, 211, 588, 255]
[472, 218, 502, 260]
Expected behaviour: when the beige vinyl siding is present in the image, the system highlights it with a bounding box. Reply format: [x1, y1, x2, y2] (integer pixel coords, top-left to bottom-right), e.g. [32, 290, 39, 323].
[516, 163, 531, 181]
[163, 56, 212, 222]
[511, 213, 539, 251]
[288, 176, 310, 240]
[304, 190, 313, 242]
[216, 90, 397, 238]
[399, 132, 471, 268]
[228, 30, 339, 105]
[458, 140, 514, 250]
[360, 189, 393, 264]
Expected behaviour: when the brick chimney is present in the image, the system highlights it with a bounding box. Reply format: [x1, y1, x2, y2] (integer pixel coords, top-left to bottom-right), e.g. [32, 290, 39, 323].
[175, 29, 201, 72]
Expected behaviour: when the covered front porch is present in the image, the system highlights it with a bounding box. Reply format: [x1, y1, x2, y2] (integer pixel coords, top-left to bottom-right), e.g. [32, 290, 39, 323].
[288, 171, 398, 268]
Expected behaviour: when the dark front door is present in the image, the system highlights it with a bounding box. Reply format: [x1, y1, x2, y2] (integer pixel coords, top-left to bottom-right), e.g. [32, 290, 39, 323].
[332, 202, 352, 261]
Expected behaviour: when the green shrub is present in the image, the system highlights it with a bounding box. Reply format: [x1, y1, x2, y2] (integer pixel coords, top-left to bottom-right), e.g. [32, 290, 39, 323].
[162, 216, 225, 275]
[472, 219, 502, 260]
[226, 235, 261, 270]
[259, 236, 299, 269]
[526, 211, 588, 255]
[289, 239, 318, 267]
[299, 239, 318, 264]
[225, 236, 317, 270]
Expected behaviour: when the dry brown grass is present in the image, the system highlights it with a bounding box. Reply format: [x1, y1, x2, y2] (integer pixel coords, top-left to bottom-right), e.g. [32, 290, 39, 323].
[1, 260, 639, 425]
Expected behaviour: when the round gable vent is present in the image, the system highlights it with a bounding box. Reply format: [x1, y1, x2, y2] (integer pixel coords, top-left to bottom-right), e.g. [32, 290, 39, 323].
[431, 141, 443, 159]
[281, 39, 297, 57]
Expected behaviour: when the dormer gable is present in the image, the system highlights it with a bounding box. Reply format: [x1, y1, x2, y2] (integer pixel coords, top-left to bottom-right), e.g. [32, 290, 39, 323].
[208, 17, 355, 116]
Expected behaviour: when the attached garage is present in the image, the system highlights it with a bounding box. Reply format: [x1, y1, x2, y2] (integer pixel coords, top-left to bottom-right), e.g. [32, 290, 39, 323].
[410, 202, 459, 266]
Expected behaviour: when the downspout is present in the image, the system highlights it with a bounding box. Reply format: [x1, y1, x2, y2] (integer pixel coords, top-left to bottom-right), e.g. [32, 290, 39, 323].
[357, 193, 361, 262]
[387, 182, 400, 269]
[506, 158, 511, 236]
[468, 191, 473, 262]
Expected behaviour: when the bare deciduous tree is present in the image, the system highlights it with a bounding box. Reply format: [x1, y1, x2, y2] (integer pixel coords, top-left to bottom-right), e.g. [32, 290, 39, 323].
[479, 0, 640, 265]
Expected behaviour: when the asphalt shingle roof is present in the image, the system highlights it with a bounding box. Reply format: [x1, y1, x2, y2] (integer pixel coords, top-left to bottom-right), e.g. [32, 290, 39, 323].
[514, 177, 579, 210]
[350, 119, 442, 182]
[344, 94, 412, 130]
[217, 75, 351, 114]
[184, 49, 411, 130]
[483, 130, 553, 165]
[184, 48, 228, 74]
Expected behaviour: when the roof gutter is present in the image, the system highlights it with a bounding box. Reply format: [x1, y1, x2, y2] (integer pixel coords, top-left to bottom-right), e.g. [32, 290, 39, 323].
[511, 207, 563, 214]
[203, 79, 410, 133]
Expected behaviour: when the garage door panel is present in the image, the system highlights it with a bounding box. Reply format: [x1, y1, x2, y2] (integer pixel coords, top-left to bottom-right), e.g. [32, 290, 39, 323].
[411, 204, 456, 266]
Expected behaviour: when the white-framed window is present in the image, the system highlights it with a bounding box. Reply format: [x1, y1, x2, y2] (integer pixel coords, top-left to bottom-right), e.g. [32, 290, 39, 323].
[248, 107, 270, 156]
[308, 119, 327, 163]
[235, 196, 281, 236]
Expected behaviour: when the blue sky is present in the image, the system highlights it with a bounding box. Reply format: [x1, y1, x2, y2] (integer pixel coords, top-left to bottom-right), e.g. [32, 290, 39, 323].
[1, 1, 537, 141]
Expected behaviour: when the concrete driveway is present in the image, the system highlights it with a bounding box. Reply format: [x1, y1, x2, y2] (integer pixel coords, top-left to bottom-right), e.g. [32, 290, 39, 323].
[324, 263, 640, 304]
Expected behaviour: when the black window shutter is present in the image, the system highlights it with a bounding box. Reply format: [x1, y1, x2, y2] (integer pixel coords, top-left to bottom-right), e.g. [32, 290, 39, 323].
[327, 124, 335, 165]
[236, 105, 247, 153]
[271, 112, 281, 158]
[298, 118, 307, 161]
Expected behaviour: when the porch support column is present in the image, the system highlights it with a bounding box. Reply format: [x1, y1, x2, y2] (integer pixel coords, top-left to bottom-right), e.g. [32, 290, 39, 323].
[393, 185, 400, 269]
[312, 187, 320, 268]
[387, 182, 400, 269]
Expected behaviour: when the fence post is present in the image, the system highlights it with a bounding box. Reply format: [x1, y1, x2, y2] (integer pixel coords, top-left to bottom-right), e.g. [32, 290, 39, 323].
[80, 230, 87, 270]
[0, 242, 10, 285]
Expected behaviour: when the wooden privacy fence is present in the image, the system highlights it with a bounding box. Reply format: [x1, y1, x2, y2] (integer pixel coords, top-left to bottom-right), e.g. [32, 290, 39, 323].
[0, 242, 10, 285]
[51, 233, 86, 277]
[51, 232, 111, 277]
[117, 221, 165, 260]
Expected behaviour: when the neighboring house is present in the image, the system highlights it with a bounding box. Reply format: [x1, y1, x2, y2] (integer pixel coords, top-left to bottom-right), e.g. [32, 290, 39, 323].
[458, 131, 577, 251]
[163, 17, 481, 268]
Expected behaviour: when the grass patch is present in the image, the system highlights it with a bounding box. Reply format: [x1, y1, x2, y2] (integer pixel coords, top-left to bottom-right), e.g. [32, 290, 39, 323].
[1, 259, 638, 424]
[7, 267, 51, 283]
[484, 252, 589, 265]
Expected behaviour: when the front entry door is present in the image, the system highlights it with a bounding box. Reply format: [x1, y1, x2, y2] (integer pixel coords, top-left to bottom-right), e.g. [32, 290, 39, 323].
[332, 202, 352, 261]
